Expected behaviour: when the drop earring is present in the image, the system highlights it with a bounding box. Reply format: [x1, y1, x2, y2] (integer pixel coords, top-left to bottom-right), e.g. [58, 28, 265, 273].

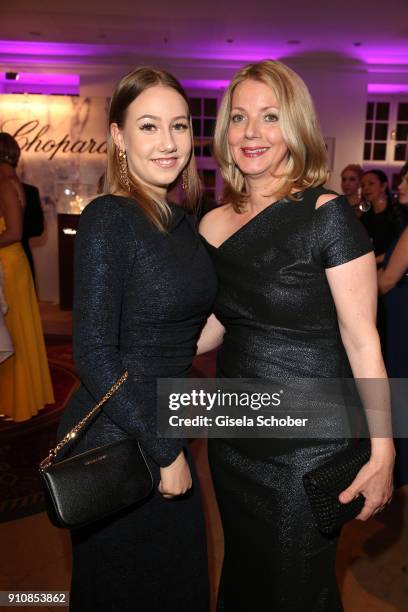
[182, 170, 189, 191]
[118, 149, 131, 192]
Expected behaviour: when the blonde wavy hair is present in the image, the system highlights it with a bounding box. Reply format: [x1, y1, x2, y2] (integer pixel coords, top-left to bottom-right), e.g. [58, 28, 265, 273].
[341, 164, 363, 180]
[106, 66, 201, 232]
[213, 60, 329, 211]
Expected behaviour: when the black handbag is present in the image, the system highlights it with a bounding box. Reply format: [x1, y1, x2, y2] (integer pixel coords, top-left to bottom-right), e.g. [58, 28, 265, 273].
[302, 439, 371, 534]
[39, 372, 154, 529]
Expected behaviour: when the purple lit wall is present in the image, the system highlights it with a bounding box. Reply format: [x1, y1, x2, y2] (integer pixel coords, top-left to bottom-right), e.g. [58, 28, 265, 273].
[1, 38, 407, 96]
[0, 73, 79, 95]
[1, 38, 407, 69]
[0, 40, 117, 58]
[181, 79, 229, 90]
[368, 83, 408, 94]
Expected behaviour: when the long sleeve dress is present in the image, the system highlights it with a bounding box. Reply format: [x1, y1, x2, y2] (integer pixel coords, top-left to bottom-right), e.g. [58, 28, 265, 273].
[57, 194, 217, 612]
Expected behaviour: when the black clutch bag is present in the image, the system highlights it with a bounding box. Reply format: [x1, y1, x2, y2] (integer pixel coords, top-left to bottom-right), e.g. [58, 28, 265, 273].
[302, 440, 371, 534]
[39, 372, 154, 529]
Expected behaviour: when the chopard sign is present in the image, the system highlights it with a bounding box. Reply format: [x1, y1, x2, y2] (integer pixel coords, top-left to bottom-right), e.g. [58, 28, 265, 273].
[1, 119, 107, 160]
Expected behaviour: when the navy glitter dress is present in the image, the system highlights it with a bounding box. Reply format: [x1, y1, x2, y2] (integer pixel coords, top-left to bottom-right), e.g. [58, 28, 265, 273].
[202, 187, 373, 612]
[57, 195, 217, 612]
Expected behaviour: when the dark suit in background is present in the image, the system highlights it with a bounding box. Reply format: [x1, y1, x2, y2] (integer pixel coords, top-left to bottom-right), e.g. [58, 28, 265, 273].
[22, 183, 44, 280]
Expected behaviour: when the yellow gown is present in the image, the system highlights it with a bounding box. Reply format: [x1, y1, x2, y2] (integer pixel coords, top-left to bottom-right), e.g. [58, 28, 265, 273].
[0, 215, 54, 421]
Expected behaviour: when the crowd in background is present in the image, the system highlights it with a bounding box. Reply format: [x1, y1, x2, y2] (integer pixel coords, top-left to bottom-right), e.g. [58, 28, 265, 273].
[341, 162, 408, 486]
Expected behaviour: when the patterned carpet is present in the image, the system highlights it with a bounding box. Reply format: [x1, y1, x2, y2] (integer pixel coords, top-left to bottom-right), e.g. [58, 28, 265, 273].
[0, 337, 78, 522]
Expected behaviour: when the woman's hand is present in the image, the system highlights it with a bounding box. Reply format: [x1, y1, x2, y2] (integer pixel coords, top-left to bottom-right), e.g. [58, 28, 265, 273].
[158, 450, 192, 499]
[339, 445, 394, 520]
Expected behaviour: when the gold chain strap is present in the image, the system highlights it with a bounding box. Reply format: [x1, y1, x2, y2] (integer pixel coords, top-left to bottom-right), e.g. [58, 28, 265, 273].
[40, 371, 128, 470]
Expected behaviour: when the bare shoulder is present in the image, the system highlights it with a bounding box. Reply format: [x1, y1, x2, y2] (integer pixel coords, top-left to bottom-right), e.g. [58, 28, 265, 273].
[199, 203, 234, 243]
[315, 193, 339, 209]
[0, 177, 18, 192]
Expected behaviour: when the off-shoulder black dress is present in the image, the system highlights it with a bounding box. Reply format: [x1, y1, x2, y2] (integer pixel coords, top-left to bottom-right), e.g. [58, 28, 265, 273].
[202, 187, 373, 612]
[57, 195, 217, 612]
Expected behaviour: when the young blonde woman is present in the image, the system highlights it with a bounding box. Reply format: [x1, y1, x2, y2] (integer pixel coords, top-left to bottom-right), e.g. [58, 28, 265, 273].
[57, 67, 215, 611]
[198, 60, 394, 611]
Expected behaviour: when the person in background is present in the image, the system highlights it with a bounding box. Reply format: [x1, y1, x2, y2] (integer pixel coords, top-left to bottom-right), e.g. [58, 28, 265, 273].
[378, 162, 408, 487]
[22, 182, 44, 282]
[361, 169, 403, 266]
[0, 132, 54, 421]
[57, 67, 215, 611]
[341, 163, 363, 217]
[361, 169, 407, 349]
[1, 141, 45, 282]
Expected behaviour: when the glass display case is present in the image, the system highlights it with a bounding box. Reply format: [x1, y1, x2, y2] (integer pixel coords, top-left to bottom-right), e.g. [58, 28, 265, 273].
[57, 184, 99, 309]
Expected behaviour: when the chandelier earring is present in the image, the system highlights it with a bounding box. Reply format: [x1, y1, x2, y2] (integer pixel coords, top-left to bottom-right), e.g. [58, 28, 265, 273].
[118, 148, 131, 192]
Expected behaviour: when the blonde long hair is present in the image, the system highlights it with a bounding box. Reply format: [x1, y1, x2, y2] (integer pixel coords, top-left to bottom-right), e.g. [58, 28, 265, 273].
[341, 164, 363, 179]
[213, 60, 329, 211]
[106, 67, 200, 232]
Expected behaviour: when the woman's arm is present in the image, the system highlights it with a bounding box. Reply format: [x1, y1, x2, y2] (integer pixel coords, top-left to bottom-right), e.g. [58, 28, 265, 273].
[325, 252, 394, 519]
[73, 198, 184, 469]
[0, 180, 23, 247]
[378, 228, 408, 295]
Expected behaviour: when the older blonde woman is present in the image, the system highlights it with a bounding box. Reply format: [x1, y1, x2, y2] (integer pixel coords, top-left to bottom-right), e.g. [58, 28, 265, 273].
[198, 60, 394, 611]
